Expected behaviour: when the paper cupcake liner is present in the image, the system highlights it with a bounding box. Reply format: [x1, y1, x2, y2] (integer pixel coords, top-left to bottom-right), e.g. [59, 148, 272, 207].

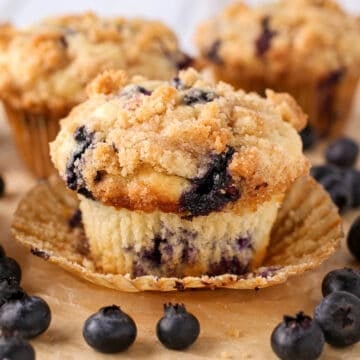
[12, 175, 342, 292]
[3, 103, 62, 178]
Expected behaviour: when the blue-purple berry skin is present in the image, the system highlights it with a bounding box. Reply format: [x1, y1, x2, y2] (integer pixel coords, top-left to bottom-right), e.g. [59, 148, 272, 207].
[0, 334, 35, 360]
[0, 278, 23, 306]
[310, 164, 339, 182]
[156, 303, 200, 350]
[83, 305, 137, 353]
[300, 125, 317, 151]
[349, 169, 360, 207]
[348, 216, 360, 261]
[0, 293, 51, 339]
[270, 312, 324, 360]
[0, 257, 21, 283]
[314, 291, 360, 347]
[325, 137, 359, 168]
[322, 268, 360, 298]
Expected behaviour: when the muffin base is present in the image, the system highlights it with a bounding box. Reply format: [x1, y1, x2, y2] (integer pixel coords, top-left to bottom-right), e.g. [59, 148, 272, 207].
[79, 197, 280, 277]
[11, 175, 342, 291]
[3, 103, 66, 178]
[208, 65, 359, 137]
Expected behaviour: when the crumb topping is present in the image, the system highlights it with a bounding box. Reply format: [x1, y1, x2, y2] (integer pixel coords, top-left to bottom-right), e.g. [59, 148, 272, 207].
[51, 68, 309, 215]
[0, 12, 189, 114]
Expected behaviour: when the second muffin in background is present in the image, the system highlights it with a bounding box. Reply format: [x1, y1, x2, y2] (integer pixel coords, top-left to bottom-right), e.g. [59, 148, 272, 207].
[195, 0, 360, 137]
[50, 68, 309, 278]
[0, 13, 190, 178]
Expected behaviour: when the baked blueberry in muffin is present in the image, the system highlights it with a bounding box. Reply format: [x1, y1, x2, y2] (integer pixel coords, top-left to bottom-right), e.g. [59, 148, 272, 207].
[50, 68, 309, 277]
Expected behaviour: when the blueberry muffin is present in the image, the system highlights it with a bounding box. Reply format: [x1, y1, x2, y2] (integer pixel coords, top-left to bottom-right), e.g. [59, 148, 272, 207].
[195, 0, 360, 137]
[50, 68, 309, 277]
[0, 13, 190, 178]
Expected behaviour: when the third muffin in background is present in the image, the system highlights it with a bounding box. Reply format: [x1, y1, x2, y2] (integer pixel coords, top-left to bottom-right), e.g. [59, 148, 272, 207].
[195, 0, 360, 137]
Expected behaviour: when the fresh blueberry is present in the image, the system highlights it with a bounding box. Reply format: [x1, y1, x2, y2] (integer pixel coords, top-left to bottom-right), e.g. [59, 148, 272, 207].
[300, 125, 317, 151]
[0, 175, 5, 197]
[0, 293, 51, 339]
[316, 171, 352, 213]
[156, 303, 200, 350]
[0, 244, 5, 257]
[310, 164, 339, 182]
[0, 257, 21, 284]
[343, 169, 360, 208]
[0, 333, 35, 360]
[314, 291, 360, 347]
[0, 278, 23, 306]
[322, 268, 360, 298]
[270, 311, 324, 360]
[325, 137, 359, 168]
[83, 305, 137, 353]
[347, 216, 360, 261]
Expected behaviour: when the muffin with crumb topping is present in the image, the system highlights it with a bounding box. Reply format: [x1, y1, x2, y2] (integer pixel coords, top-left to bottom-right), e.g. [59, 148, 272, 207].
[50, 68, 309, 278]
[0, 12, 190, 178]
[195, 0, 360, 137]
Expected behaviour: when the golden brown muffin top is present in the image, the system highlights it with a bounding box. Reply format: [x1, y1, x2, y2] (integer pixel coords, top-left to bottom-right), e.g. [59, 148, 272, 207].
[195, 0, 360, 79]
[50, 68, 309, 216]
[0, 12, 190, 115]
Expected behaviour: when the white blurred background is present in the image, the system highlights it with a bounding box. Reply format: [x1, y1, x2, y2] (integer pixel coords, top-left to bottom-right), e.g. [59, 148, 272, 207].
[0, 0, 359, 53]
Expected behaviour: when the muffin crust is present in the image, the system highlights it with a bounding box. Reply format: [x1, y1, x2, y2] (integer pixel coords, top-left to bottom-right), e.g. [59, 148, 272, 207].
[0, 12, 190, 115]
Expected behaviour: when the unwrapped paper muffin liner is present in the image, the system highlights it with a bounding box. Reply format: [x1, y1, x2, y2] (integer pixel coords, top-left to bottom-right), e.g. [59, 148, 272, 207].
[4, 103, 63, 178]
[12, 175, 342, 292]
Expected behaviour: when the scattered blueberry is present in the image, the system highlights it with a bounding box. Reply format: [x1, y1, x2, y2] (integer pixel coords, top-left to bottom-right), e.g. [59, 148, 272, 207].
[345, 169, 360, 208]
[0, 257, 21, 283]
[83, 305, 137, 353]
[0, 333, 35, 360]
[300, 125, 317, 151]
[0, 175, 5, 197]
[319, 172, 352, 213]
[0, 244, 5, 257]
[325, 137, 359, 168]
[310, 164, 339, 182]
[314, 291, 360, 347]
[270, 311, 324, 360]
[322, 268, 360, 299]
[347, 216, 360, 261]
[156, 303, 200, 350]
[0, 278, 23, 306]
[0, 293, 51, 339]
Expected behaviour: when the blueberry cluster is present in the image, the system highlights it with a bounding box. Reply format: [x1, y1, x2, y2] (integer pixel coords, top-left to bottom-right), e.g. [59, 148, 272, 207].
[0, 244, 51, 360]
[83, 303, 200, 353]
[311, 137, 359, 213]
[271, 268, 360, 359]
